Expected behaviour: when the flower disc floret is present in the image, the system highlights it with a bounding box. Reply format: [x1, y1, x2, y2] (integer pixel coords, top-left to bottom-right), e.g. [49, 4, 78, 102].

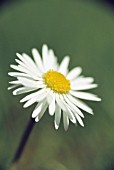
[43, 70, 71, 93]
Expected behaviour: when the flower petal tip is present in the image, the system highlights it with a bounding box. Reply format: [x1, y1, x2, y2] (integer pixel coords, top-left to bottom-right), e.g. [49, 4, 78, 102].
[95, 97, 101, 101]
[32, 48, 37, 52]
[20, 99, 24, 103]
[35, 117, 39, 122]
[55, 127, 59, 130]
[89, 110, 94, 115]
[13, 91, 16, 95]
[54, 122, 59, 130]
[32, 113, 35, 118]
[23, 104, 28, 108]
[82, 124, 84, 127]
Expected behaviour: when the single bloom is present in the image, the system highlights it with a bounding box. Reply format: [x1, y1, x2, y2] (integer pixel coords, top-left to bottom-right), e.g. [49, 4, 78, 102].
[8, 44, 101, 130]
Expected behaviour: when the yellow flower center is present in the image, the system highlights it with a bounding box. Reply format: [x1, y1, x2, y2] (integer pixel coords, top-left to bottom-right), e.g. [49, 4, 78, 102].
[43, 70, 71, 93]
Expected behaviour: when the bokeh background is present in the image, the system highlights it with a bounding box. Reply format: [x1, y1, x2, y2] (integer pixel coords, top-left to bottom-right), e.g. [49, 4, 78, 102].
[0, 0, 114, 170]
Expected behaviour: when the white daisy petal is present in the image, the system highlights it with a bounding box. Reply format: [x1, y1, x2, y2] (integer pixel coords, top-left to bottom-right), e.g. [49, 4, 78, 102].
[64, 95, 84, 118]
[18, 77, 45, 88]
[54, 104, 61, 129]
[49, 93, 56, 116]
[23, 97, 37, 108]
[18, 65, 42, 80]
[10, 64, 20, 71]
[20, 88, 46, 103]
[35, 102, 48, 122]
[42, 47, 56, 72]
[15, 59, 28, 69]
[55, 94, 67, 111]
[17, 53, 39, 75]
[13, 87, 37, 95]
[66, 108, 76, 124]
[46, 90, 53, 104]
[70, 91, 101, 101]
[32, 101, 44, 118]
[35, 117, 39, 122]
[75, 113, 84, 127]
[58, 56, 70, 75]
[42, 44, 49, 71]
[22, 53, 38, 70]
[10, 64, 37, 78]
[8, 84, 20, 90]
[9, 80, 21, 84]
[10, 62, 41, 80]
[15, 58, 39, 76]
[63, 112, 69, 131]
[16, 53, 26, 63]
[36, 90, 48, 102]
[8, 72, 31, 78]
[71, 83, 98, 90]
[67, 94, 93, 114]
[48, 49, 58, 70]
[49, 100, 55, 116]
[72, 76, 94, 85]
[66, 67, 82, 80]
[32, 48, 44, 73]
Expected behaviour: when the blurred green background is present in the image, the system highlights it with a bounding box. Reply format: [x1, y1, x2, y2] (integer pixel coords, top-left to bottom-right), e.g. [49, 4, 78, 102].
[0, 0, 114, 170]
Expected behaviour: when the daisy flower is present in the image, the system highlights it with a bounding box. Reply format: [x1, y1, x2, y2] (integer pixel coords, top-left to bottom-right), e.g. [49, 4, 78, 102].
[8, 44, 101, 130]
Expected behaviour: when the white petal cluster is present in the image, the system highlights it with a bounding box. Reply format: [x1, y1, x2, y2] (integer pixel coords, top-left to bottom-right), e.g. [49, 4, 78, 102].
[8, 44, 101, 130]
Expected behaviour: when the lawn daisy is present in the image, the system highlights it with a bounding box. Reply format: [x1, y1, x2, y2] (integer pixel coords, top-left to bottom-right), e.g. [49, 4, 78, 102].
[8, 44, 101, 130]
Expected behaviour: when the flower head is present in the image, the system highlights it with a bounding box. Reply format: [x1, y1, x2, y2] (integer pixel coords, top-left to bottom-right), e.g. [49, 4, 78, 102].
[8, 44, 101, 130]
